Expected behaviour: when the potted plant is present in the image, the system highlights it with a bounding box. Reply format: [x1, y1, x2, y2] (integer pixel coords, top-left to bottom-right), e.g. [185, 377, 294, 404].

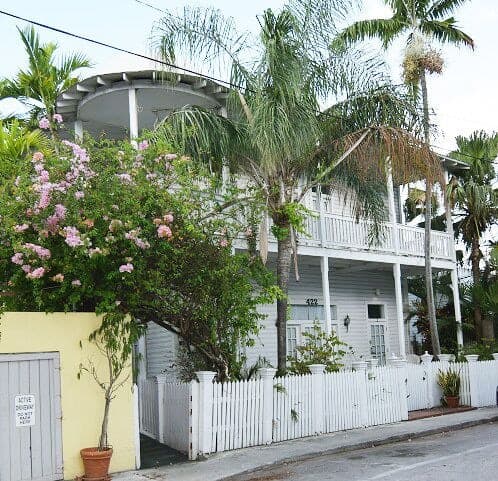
[437, 368, 461, 408]
[78, 319, 136, 480]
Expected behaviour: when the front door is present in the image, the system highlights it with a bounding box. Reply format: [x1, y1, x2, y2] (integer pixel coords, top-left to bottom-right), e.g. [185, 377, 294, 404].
[370, 323, 387, 364]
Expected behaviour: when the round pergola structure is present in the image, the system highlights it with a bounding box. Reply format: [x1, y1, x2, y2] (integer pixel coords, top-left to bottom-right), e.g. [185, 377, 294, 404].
[56, 69, 229, 139]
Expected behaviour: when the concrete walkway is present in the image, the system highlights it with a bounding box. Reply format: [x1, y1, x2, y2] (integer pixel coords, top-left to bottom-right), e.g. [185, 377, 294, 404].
[114, 407, 498, 481]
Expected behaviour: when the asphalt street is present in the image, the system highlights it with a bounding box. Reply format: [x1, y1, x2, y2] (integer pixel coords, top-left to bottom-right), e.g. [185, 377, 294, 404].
[235, 422, 498, 481]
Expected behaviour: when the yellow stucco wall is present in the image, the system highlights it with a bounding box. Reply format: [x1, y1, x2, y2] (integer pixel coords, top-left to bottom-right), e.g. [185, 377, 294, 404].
[0, 312, 136, 480]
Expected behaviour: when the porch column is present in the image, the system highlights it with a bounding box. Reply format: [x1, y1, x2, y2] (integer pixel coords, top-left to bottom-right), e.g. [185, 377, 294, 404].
[451, 268, 464, 348]
[128, 87, 139, 139]
[393, 262, 406, 358]
[220, 106, 230, 192]
[386, 161, 399, 254]
[320, 256, 332, 334]
[74, 119, 83, 142]
[444, 169, 463, 347]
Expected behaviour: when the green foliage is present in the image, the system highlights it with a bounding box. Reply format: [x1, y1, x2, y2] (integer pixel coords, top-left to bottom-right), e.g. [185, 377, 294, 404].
[0, 136, 278, 381]
[461, 340, 498, 360]
[437, 368, 461, 397]
[287, 322, 348, 374]
[1, 26, 91, 120]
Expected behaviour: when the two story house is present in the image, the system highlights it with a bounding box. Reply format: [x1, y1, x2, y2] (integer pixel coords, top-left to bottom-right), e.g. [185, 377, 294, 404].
[57, 67, 466, 377]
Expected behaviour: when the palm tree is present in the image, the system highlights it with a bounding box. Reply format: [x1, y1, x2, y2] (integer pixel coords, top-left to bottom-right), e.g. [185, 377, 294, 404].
[335, 0, 474, 356]
[0, 26, 91, 136]
[152, 1, 441, 371]
[447, 131, 498, 339]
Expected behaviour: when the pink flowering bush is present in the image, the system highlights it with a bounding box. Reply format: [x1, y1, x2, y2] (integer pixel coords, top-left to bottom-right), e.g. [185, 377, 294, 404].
[0, 136, 276, 379]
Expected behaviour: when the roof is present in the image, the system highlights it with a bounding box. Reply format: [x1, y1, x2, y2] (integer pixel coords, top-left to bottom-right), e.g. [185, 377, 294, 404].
[56, 69, 229, 137]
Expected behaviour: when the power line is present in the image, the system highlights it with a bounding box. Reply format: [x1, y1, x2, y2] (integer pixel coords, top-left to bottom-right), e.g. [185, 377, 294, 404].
[2, 7, 495, 167]
[0, 8, 247, 92]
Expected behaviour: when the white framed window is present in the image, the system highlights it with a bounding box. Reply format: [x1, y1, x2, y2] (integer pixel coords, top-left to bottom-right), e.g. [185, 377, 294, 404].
[367, 303, 385, 320]
[287, 325, 299, 358]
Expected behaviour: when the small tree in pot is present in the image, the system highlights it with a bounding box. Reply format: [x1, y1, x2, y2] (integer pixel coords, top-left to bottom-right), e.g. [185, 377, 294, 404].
[437, 368, 461, 408]
[78, 316, 138, 479]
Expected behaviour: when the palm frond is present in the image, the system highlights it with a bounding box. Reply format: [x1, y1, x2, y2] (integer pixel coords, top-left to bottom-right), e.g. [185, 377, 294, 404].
[420, 18, 474, 48]
[427, 0, 471, 21]
[333, 18, 407, 49]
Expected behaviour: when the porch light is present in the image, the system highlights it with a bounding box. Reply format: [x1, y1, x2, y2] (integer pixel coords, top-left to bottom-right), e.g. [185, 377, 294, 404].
[343, 314, 351, 332]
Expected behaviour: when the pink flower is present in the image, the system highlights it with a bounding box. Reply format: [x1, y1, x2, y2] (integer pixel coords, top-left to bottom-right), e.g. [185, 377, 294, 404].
[13, 224, 29, 232]
[52, 113, 63, 124]
[27, 267, 45, 279]
[137, 140, 149, 151]
[75, 191, 85, 199]
[23, 243, 51, 260]
[119, 263, 134, 273]
[157, 224, 172, 239]
[38, 190, 51, 210]
[116, 173, 133, 184]
[32, 152, 44, 162]
[163, 213, 174, 223]
[71, 279, 81, 287]
[21, 265, 32, 273]
[219, 238, 229, 247]
[38, 170, 50, 183]
[51, 273, 64, 283]
[38, 117, 50, 130]
[165, 153, 177, 160]
[63, 226, 83, 247]
[11, 253, 24, 265]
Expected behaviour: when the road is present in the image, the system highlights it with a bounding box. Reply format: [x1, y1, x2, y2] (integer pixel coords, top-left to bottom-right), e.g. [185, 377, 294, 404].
[236, 422, 498, 481]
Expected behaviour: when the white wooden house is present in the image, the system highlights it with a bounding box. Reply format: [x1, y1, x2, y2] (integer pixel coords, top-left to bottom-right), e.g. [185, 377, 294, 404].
[57, 68, 466, 378]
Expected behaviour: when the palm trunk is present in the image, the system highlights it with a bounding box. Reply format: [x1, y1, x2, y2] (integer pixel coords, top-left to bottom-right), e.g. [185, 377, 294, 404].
[275, 226, 293, 374]
[420, 69, 441, 356]
[99, 394, 111, 450]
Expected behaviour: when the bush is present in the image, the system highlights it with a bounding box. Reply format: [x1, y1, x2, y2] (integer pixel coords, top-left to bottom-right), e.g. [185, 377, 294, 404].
[287, 322, 348, 374]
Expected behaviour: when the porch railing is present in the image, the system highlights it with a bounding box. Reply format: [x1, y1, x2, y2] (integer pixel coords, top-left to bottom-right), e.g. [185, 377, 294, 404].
[296, 212, 453, 260]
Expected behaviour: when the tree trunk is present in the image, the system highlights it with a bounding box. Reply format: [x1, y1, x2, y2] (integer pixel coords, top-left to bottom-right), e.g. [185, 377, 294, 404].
[470, 237, 490, 339]
[99, 394, 112, 450]
[275, 226, 293, 374]
[420, 69, 441, 356]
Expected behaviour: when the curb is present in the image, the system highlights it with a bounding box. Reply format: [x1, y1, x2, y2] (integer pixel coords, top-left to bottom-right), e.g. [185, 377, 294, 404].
[221, 415, 498, 481]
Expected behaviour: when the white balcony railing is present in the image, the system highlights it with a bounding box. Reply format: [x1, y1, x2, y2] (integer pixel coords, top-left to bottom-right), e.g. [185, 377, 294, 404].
[294, 212, 453, 261]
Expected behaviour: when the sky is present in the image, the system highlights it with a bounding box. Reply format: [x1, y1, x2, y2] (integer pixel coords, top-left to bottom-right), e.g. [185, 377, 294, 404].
[0, 0, 496, 154]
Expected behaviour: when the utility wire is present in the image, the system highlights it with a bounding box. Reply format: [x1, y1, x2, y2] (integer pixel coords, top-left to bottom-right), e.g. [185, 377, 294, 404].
[1, 8, 493, 166]
[0, 8, 247, 91]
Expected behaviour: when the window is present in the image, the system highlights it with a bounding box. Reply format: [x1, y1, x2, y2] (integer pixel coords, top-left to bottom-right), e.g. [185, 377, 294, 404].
[367, 304, 385, 320]
[287, 326, 298, 358]
[290, 304, 338, 321]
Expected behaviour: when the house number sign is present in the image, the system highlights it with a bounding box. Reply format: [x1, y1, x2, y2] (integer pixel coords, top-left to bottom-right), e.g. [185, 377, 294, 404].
[15, 394, 36, 427]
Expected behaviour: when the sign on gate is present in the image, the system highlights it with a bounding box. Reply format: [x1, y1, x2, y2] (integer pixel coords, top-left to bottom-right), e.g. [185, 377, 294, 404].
[15, 394, 36, 427]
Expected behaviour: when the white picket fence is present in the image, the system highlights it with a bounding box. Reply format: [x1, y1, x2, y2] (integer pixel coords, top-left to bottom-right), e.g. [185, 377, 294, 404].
[139, 358, 498, 460]
[406, 361, 471, 411]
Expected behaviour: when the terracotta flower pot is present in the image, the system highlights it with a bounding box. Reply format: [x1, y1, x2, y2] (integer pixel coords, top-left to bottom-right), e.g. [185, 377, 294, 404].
[445, 396, 459, 409]
[80, 447, 113, 480]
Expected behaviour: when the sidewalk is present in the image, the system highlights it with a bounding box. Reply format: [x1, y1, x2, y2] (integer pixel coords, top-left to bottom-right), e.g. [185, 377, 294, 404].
[114, 407, 498, 481]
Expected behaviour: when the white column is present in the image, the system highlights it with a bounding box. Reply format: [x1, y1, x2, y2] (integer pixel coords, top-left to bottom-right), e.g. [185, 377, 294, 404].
[320, 256, 332, 334]
[386, 162, 399, 254]
[317, 187, 326, 246]
[74, 119, 83, 142]
[451, 268, 464, 348]
[445, 169, 463, 348]
[155, 374, 167, 442]
[219, 106, 230, 192]
[195, 371, 216, 455]
[128, 87, 139, 139]
[308, 364, 325, 434]
[393, 263, 406, 358]
[258, 368, 277, 444]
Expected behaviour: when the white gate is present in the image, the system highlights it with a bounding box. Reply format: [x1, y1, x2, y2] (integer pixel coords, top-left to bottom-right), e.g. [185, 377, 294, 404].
[0, 353, 63, 481]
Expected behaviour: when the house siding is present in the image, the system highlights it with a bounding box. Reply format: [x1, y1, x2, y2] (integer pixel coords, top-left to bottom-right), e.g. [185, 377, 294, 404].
[144, 262, 402, 379]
